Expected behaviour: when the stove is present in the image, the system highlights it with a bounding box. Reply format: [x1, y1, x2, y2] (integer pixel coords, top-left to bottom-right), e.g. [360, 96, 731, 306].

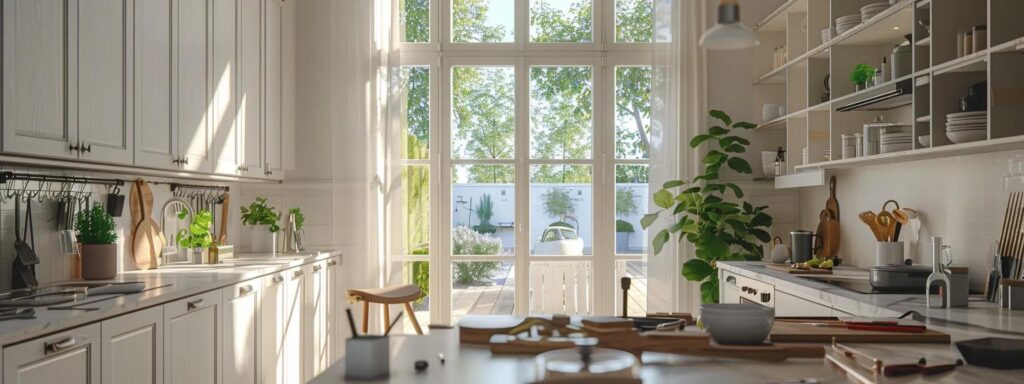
[798, 276, 933, 295]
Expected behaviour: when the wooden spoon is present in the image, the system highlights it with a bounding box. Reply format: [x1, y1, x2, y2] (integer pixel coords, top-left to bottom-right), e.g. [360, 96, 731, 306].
[859, 211, 885, 241]
[876, 211, 897, 242]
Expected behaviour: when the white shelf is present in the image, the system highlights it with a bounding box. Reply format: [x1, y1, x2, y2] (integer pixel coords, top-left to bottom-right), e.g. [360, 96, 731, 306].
[916, 36, 931, 46]
[828, 74, 914, 108]
[754, 0, 808, 32]
[933, 52, 988, 75]
[916, 115, 931, 123]
[774, 169, 825, 189]
[795, 134, 1024, 171]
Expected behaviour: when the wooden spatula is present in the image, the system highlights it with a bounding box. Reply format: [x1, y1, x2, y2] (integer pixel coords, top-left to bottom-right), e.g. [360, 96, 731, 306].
[859, 211, 885, 241]
[876, 211, 897, 242]
[132, 180, 165, 269]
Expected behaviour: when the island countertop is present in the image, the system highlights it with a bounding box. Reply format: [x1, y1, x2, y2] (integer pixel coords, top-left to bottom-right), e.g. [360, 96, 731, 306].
[0, 249, 342, 347]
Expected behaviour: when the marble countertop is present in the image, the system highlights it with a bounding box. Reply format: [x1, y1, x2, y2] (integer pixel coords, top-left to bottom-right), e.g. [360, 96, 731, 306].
[718, 261, 1024, 338]
[0, 249, 342, 346]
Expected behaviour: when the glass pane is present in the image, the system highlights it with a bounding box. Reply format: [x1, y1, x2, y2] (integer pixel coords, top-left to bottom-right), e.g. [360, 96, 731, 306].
[614, 260, 647, 316]
[452, 66, 515, 159]
[399, 0, 430, 43]
[530, 66, 592, 159]
[452, 261, 515, 323]
[530, 0, 593, 42]
[452, 165, 515, 254]
[529, 260, 592, 315]
[530, 165, 592, 256]
[615, 66, 652, 160]
[615, 0, 653, 43]
[452, 0, 514, 43]
[401, 66, 430, 160]
[401, 261, 430, 332]
[615, 165, 648, 254]
[396, 166, 430, 255]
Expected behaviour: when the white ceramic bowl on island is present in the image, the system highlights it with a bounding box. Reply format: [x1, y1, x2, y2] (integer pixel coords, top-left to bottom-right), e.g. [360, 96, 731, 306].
[700, 304, 775, 345]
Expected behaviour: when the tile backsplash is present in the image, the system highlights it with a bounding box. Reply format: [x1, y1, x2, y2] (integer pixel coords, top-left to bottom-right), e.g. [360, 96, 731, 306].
[0, 170, 240, 290]
[798, 149, 1020, 290]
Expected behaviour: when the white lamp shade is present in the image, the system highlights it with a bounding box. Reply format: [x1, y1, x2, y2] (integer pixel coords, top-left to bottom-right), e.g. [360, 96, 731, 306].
[700, 22, 759, 50]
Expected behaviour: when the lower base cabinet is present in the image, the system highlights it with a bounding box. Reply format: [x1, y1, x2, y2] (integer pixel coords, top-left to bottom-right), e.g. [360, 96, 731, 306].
[102, 306, 163, 384]
[3, 324, 102, 384]
[164, 290, 223, 384]
[224, 280, 261, 384]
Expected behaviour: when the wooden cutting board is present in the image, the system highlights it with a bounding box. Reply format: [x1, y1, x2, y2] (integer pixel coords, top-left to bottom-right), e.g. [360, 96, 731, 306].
[825, 176, 840, 220]
[766, 264, 833, 275]
[769, 321, 950, 344]
[131, 180, 165, 270]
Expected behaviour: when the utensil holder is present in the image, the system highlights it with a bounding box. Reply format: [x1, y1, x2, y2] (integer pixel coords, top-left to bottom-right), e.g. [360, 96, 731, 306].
[875, 241, 904, 266]
[950, 267, 969, 308]
[345, 336, 390, 379]
[1001, 280, 1024, 310]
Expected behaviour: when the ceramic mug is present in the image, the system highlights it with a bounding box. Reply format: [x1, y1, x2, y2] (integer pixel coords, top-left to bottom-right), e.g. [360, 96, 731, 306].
[791, 230, 821, 263]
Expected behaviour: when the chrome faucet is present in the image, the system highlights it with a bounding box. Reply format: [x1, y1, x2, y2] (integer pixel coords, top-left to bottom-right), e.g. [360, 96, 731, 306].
[926, 236, 952, 308]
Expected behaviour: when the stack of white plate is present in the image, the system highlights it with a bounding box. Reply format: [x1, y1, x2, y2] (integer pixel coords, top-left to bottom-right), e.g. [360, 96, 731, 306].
[880, 129, 913, 153]
[836, 14, 862, 34]
[860, 2, 890, 21]
[946, 111, 987, 143]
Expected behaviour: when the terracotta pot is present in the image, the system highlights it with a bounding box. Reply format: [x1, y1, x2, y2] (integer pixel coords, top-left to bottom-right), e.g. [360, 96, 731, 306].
[80, 243, 117, 280]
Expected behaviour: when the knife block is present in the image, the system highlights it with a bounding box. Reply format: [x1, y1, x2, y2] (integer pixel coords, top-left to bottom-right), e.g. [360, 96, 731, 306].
[345, 336, 390, 379]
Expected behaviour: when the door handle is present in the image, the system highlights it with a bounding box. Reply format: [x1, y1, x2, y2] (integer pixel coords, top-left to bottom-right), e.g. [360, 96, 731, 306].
[187, 298, 205, 311]
[272, 275, 284, 284]
[312, 265, 322, 273]
[82, 144, 91, 153]
[293, 270, 303, 278]
[327, 260, 338, 267]
[239, 285, 254, 296]
[69, 143, 80, 153]
[44, 337, 76, 355]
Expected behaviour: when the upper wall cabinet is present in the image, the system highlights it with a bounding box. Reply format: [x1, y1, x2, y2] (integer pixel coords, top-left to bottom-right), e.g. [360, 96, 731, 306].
[2, 0, 290, 180]
[2, 0, 133, 164]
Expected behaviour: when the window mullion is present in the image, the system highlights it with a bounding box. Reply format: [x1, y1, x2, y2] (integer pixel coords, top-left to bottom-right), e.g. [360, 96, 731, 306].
[513, 57, 530, 316]
[434, 58, 453, 326]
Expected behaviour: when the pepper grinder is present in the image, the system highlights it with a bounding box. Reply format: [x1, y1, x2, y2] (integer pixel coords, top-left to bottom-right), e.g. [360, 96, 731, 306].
[926, 236, 951, 308]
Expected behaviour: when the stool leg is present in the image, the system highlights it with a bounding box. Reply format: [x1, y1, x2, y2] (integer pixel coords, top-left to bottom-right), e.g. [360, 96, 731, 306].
[383, 304, 390, 332]
[404, 302, 424, 335]
[361, 301, 369, 334]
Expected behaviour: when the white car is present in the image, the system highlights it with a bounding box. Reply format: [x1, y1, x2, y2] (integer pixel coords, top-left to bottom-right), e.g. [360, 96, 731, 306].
[533, 226, 585, 255]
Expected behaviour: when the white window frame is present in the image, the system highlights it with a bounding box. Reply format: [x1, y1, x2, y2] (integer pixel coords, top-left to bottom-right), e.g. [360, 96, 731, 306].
[394, 0, 653, 326]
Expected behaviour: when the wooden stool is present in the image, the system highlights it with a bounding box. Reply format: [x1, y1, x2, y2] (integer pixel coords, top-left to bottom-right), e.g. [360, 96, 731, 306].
[346, 284, 424, 335]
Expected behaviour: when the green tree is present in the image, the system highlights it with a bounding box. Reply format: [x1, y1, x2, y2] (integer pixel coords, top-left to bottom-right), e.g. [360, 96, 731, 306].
[453, 0, 510, 42]
[541, 187, 577, 227]
[615, 0, 653, 43]
[400, 0, 429, 42]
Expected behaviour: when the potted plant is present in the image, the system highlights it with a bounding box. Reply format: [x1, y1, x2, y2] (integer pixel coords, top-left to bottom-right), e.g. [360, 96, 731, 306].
[541, 187, 577, 229]
[241, 197, 280, 253]
[615, 187, 638, 253]
[850, 64, 875, 91]
[641, 110, 774, 303]
[472, 194, 497, 234]
[178, 209, 213, 263]
[75, 205, 118, 280]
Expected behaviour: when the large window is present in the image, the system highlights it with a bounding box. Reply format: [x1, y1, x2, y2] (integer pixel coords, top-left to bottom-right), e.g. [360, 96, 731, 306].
[392, 0, 653, 326]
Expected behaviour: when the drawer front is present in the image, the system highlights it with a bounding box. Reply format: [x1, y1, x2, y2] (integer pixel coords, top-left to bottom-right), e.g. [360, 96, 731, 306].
[164, 290, 221, 319]
[3, 323, 102, 384]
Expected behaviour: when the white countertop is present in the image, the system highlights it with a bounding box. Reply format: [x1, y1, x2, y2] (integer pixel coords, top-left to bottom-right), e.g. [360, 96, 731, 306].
[718, 261, 1024, 338]
[0, 249, 342, 346]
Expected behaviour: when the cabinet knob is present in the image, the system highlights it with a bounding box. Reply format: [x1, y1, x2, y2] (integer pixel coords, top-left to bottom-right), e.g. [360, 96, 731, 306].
[183, 157, 189, 165]
[44, 337, 76, 355]
[69, 143, 80, 153]
[82, 144, 91, 153]
[312, 265, 322, 273]
[760, 293, 771, 303]
[272, 275, 284, 284]
[327, 260, 338, 266]
[171, 157, 180, 164]
[239, 285, 254, 296]
[293, 270, 303, 278]
[187, 298, 205, 311]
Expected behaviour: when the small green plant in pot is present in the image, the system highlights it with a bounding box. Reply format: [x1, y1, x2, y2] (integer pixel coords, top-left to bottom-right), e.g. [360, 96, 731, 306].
[850, 64, 875, 90]
[641, 110, 774, 303]
[178, 209, 213, 263]
[75, 205, 118, 280]
[241, 197, 280, 253]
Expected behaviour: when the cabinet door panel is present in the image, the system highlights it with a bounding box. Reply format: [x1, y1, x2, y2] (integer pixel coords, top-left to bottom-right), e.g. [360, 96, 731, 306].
[2, 0, 75, 158]
[774, 290, 832, 317]
[78, 0, 132, 164]
[263, 0, 283, 179]
[176, 0, 211, 171]
[134, 0, 176, 169]
[3, 323, 101, 384]
[224, 281, 259, 384]
[326, 257, 342, 365]
[260, 273, 285, 384]
[282, 268, 304, 383]
[237, 0, 263, 177]
[164, 290, 221, 384]
[102, 306, 163, 384]
[304, 262, 328, 377]
[212, 0, 239, 175]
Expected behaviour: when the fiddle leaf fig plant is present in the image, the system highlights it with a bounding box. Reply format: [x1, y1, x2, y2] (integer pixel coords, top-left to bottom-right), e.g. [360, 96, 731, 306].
[641, 110, 774, 304]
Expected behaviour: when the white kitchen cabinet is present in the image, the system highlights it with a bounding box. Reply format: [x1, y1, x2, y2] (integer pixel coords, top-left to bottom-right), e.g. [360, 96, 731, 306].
[774, 290, 833, 317]
[325, 256, 343, 365]
[2, 0, 74, 158]
[237, 0, 264, 178]
[76, 0, 133, 164]
[262, 0, 284, 180]
[164, 289, 223, 384]
[282, 267, 305, 383]
[134, 0, 176, 169]
[3, 323, 101, 384]
[174, 0, 212, 172]
[212, 0, 239, 175]
[223, 280, 260, 384]
[303, 261, 329, 378]
[102, 306, 163, 384]
[261, 268, 303, 384]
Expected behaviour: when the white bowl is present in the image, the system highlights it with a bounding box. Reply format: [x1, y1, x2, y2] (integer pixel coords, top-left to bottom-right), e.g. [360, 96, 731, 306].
[947, 130, 986, 144]
[918, 135, 931, 147]
[700, 304, 775, 345]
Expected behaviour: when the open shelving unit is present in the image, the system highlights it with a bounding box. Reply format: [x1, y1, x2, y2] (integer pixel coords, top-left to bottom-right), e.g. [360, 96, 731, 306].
[750, 0, 1024, 188]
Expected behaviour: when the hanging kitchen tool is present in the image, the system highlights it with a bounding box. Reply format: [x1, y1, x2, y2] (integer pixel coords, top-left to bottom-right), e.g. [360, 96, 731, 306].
[876, 211, 897, 242]
[12, 198, 40, 289]
[218, 193, 230, 244]
[825, 176, 840, 220]
[815, 209, 841, 260]
[106, 184, 125, 217]
[859, 211, 885, 242]
[132, 180, 165, 269]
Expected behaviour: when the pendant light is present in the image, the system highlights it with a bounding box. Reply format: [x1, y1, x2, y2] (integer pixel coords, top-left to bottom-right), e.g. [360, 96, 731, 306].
[700, 0, 759, 50]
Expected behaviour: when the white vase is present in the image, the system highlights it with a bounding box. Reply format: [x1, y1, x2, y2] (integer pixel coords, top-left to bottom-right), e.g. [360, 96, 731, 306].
[249, 225, 277, 254]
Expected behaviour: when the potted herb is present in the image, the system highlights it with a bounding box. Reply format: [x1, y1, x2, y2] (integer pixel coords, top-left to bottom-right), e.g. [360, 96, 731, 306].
[75, 205, 118, 280]
[286, 207, 306, 252]
[641, 110, 774, 303]
[850, 64, 875, 91]
[615, 187, 638, 253]
[177, 209, 213, 263]
[241, 197, 280, 253]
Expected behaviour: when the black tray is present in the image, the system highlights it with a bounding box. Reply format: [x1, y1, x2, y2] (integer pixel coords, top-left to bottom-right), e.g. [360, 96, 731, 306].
[956, 337, 1024, 370]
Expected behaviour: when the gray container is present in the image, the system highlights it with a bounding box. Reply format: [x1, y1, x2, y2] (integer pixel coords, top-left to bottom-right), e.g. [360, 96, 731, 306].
[891, 36, 913, 79]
